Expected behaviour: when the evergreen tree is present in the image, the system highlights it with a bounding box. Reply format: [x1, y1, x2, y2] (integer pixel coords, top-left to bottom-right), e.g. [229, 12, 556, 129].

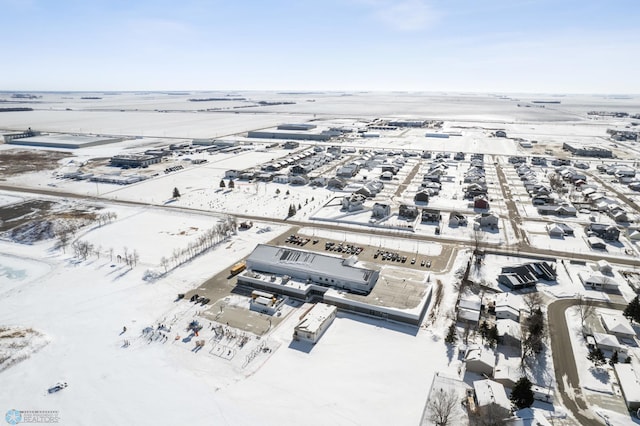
[587, 347, 606, 367]
[228, 180, 235, 189]
[286, 190, 290, 196]
[487, 324, 499, 347]
[609, 350, 619, 366]
[510, 377, 534, 410]
[173, 187, 180, 198]
[275, 188, 281, 195]
[623, 295, 640, 323]
[445, 323, 457, 344]
[479, 321, 489, 342]
[287, 204, 296, 218]
[219, 179, 225, 188]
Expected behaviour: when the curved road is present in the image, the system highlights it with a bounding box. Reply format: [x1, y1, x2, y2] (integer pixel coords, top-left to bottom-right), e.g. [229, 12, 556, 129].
[548, 299, 627, 426]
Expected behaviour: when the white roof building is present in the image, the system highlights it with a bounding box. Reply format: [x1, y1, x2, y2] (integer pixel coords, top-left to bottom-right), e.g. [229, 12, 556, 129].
[245, 244, 380, 295]
[496, 319, 522, 347]
[464, 346, 496, 376]
[473, 379, 511, 412]
[293, 303, 337, 344]
[613, 363, 640, 410]
[592, 332, 626, 354]
[458, 295, 482, 324]
[601, 314, 636, 338]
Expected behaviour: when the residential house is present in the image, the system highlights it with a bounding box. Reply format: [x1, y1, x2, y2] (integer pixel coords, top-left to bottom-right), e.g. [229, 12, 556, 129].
[475, 212, 499, 228]
[592, 332, 626, 355]
[380, 171, 393, 180]
[458, 294, 482, 324]
[537, 204, 577, 217]
[341, 193, 366, 212]
[327, 177, 346, 189]
[422, 208, 441, 223]
[546, 222, 573, 238]
[498, 262, 556, 290]
[224, 169, 242, 179]
[496, 319, 521, 348]
[465, 183, 488, 199]
[449, 212, 467, 227]
[473, 380, 512, 422]
[272, 174, 289, 184]
[414, 191, 430, 204]
[289, 175, 308, 185]
[398, 204, 419, 220]
[473, 195, 490, 210]
[587, 236, 607, 250]
[465, 346, 496, 377]
[371, 203, 391, 219]
[336, 164, 359, 178]
[586, 223, 620, 241]
[601, 314, 636, 339]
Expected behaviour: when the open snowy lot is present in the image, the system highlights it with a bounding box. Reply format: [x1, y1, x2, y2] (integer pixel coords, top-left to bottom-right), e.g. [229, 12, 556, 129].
[2, 91, 640, 425]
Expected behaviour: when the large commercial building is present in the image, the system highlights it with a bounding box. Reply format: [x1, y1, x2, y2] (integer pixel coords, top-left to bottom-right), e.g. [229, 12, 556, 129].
[8, 134, 123, 149]
[244, 244, 379, 295]
[563, 142, 613, 158]
[238, 244, 432, 326]
[247, 125, 339, 141]
[110, 154, 162, 168]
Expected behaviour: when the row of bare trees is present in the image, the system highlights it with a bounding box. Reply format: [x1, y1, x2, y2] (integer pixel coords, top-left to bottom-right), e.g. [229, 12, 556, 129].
[55, 212, 118, 253]
[159, 216, 237, 273]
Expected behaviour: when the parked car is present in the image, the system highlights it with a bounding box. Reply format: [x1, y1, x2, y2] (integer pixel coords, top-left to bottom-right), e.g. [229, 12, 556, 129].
[48, 382, 68, 393]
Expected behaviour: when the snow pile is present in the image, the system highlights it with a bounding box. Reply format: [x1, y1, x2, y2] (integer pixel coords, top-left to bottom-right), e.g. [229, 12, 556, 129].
[0, 326, 49, 373]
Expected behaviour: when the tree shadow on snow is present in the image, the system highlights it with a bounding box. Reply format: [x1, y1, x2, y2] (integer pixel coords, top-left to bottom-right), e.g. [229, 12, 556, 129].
[589, 367, 610, 385]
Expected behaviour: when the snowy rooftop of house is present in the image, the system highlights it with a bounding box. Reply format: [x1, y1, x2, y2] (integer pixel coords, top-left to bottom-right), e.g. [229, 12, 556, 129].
[473, 379, 511, 410]
[507, 408, 553, 426]
[465, 346, 496, 367]
[459, 295, 482, 311]
[496, 319, 521, 339]
[592, 332, 624, 350]
[601, 314, 636, 336]
[294, 303, 336, 334]
[494, 293, 524, 311]
[458, 307, 481, 323]
[247, 244, 378, 286]
[613, 363, 640, 406]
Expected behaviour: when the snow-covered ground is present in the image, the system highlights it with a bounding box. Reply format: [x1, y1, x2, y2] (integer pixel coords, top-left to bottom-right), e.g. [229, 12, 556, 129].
[2, 92, 640, 425]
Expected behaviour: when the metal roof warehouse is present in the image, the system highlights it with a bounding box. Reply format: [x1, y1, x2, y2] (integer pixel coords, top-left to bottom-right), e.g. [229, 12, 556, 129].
[244, 244, 379, 295]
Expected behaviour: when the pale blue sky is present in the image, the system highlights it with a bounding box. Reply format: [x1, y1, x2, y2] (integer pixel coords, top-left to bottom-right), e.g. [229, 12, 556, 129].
[1, 0, 638, 93]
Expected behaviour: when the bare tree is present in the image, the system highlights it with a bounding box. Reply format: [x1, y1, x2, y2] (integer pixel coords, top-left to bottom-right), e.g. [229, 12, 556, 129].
[427, 388, 459, 426]
[576, 294, 595, 334]
[160, 257, 169, 273]
[523, 292, 543, 313]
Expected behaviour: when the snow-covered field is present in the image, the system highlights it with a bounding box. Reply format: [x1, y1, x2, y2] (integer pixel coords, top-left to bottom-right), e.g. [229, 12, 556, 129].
[0, 221, 464, 425]
[2, 92, 640, 425]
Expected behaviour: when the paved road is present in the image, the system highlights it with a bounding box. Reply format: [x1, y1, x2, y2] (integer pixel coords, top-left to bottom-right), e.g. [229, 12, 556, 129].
[3, 184, 640, 269]
[547, 299, 627, 426]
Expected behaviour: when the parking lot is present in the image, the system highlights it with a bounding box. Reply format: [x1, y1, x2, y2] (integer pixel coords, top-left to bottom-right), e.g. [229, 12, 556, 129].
[280, 229, 455, 274]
